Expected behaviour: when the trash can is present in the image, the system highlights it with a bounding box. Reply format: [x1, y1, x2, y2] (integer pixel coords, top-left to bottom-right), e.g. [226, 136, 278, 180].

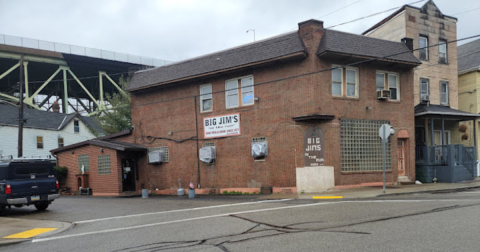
[188, 188, 195, 199]
[142, 189, 149, 198]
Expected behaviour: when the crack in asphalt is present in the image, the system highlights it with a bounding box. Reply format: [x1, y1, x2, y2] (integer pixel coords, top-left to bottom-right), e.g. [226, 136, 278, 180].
[109, 202, 480, 252]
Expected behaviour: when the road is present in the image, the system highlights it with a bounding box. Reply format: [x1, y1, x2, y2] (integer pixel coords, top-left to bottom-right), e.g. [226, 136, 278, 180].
[2, 190, 480, 252]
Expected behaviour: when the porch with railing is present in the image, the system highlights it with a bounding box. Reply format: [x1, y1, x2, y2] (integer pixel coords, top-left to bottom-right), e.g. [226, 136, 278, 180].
[415, 144, 477, 183]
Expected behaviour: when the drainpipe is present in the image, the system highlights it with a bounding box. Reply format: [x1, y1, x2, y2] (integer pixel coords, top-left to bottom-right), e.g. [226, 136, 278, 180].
[194, 96, 201, 188]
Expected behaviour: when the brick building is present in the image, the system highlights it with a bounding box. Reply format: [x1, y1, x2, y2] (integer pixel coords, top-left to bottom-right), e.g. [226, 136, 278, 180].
[118, 19, 420, 194]
[364, 0, 480, 182]
[53, 19, 421, 195]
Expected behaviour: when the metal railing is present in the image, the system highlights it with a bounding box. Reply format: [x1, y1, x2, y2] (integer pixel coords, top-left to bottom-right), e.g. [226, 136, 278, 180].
[0, 33, 172, 67]
[416, 144, 476, 173]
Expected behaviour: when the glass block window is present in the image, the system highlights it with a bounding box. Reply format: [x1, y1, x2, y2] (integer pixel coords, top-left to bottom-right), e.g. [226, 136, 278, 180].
[97, 155, 111, 174]
[148, 147, 169, 162]
[340, 119, 391, 172]
[203, 142, 215, 147]
[78, 155, 90, 172]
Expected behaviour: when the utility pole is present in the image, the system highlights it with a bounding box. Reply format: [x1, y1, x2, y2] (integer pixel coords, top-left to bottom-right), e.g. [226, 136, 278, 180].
[18, 55, 24, 158]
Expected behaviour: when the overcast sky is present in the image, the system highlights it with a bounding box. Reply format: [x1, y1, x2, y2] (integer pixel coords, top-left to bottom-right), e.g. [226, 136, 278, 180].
[0, 0, 478, 63]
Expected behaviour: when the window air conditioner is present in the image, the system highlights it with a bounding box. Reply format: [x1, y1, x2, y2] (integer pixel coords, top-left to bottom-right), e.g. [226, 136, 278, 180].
[199, 146, 216, 163]
[421, 94, 430, 103]
[377, 90, 391, 100]
[148, 150, 164, 164]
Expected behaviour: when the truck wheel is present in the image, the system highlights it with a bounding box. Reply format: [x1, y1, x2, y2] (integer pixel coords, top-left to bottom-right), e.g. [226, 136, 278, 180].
[34, 202, 49, 211]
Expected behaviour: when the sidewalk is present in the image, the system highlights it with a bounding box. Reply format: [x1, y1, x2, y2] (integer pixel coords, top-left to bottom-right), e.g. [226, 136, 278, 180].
[260, 178, 480, 200]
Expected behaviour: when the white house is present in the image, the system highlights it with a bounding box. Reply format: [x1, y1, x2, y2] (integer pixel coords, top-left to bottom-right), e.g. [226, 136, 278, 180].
[0, 101, 104, 160]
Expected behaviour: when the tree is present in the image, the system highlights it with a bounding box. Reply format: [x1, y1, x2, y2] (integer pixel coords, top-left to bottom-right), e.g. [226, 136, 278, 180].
[95, 76, 132, 135]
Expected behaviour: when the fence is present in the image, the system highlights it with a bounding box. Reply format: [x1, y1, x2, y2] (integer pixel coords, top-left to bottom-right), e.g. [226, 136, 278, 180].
[0, 33, 172, 67]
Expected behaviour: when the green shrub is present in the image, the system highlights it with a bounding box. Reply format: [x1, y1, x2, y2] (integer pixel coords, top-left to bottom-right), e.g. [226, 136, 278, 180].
[54, 166, 68, 182]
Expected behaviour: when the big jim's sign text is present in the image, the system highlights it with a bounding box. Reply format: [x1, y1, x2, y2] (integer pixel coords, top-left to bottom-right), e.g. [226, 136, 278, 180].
[204, 113, 241, 139]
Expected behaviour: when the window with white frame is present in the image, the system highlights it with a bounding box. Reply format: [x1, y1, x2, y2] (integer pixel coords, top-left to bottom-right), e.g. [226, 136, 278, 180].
[440, 81, 449, 105]
[58, 137, 64, 148]
[420, 78, 429, 101]
[434, 130, 451, 145]
[74, 120, 80, 133]
[200, 84, 212, 112]
[376, 71, 400, 100]
[225, 76, 254, 109]
[332, 67, 358, 98]
[36, 136, 43, 149]
[419, 36, 428, 60]
[438, 40, 447, 63]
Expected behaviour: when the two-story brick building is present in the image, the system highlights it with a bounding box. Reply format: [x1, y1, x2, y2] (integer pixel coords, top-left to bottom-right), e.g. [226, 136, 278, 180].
[116, 19, 419, 194]
[53, 19, 422, 196]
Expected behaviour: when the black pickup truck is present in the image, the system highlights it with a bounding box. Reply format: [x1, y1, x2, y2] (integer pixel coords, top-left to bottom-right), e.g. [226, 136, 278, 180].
[0, 159, 59, 212]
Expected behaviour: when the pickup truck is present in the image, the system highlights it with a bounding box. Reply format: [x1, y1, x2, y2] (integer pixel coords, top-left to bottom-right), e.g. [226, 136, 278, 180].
[0, 159, 59, 212]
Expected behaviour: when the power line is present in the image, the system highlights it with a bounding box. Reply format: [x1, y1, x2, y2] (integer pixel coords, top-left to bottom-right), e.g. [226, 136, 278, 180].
[107, 34, 480, 111]
[319, 0, 363, 19]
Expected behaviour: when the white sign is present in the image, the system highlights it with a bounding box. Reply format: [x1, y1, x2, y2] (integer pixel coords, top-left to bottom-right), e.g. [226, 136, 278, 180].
[204, 113, 241, 139]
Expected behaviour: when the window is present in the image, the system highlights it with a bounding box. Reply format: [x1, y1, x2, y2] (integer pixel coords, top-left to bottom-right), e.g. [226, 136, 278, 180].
[419, 36, 428, 60]
[97, 155, 111, 174]
[148, 147, 169, 162]
[420, 78, 429, 102]
[225, 76, 254, 108]
[332, 67, 358, 98]
[74, 120, 80, 133]
[439, 40, 447, 63]
[440, 81, 449, 105]
[78, 155, 90, 172]
[376, 71, 400, 100]
[58, 138, 64, 148]
[200, 84, 212, 112]
[36, 136, 43, 149]
[434, 130, 451, 145]
[341, 119, 391, 172]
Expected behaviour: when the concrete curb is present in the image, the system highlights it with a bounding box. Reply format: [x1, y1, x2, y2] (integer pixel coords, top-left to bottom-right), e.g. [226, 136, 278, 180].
[376, 185, 480, 197]
[0, 219, 72, 247]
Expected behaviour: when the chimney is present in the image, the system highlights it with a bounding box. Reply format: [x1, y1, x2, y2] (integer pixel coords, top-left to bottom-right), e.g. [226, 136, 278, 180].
[298, 19, 324, 54]
[52, 100, 60, 113]
[401, 37, 414, 51]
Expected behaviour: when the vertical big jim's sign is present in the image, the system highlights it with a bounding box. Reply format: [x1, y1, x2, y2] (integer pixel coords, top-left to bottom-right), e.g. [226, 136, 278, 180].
[204, 113, 241, 139]
[304, 127, 325, 166]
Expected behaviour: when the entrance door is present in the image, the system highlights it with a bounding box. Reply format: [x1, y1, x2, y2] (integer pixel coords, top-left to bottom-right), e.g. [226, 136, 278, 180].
[397, 140, 406, 176]
[122, 159, 136, 192]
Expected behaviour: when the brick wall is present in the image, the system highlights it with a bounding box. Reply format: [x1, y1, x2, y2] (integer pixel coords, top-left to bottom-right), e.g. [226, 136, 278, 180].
[57, 145, 122, 195]
[126, 20, 417, 189]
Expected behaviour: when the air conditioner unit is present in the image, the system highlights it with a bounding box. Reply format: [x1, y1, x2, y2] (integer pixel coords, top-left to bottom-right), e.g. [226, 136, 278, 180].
[252, 142, 268, 159]
[377, 90, 391, 100]
[421, 94, 430, 103]
[148, 150, 164, 164]
[199, 146, 216, 163]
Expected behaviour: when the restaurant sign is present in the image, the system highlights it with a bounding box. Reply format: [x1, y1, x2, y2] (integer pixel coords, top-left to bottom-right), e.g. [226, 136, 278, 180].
[204, 113, 241, 139]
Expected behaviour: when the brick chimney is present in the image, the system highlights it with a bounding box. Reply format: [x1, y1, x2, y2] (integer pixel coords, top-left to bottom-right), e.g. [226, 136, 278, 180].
[298, 19, 324, 55]
[52, 100, 60, 113]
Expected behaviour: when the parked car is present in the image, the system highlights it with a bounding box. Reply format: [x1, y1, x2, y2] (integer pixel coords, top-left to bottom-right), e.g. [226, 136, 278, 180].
[0, 159, 59, 212]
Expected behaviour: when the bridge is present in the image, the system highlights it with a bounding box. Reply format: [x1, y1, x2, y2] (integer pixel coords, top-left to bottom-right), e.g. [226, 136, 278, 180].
[0, 34, 171, 115]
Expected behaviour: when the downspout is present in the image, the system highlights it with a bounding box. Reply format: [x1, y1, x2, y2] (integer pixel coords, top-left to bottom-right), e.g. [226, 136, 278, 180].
[194, 96, 201, 188]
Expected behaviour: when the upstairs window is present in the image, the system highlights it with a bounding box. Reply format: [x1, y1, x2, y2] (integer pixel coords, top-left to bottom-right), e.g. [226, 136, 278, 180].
[74, 120, 80, 133]
[376, 72, 400, 101]
[420, 78, 430, 103]
[332, 66, 358, 98]
[58, 137, 64, 148]
[36, 136, 43, 149]
[438, 40, 447, 64]
[440, 81, 449, 105]
[225, 76, 254, 109]
[200, 84, 213, 112]
[419, 36, 428, 61]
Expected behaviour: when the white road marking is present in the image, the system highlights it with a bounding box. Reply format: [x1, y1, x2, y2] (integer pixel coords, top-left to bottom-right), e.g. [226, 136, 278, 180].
[32, 198, 477, 243]
[33, 201, 342, 243]
[74, 199, 292, 224]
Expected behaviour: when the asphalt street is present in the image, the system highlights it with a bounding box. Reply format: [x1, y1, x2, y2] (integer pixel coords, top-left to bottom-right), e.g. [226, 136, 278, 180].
[2, 190, 480, 252]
